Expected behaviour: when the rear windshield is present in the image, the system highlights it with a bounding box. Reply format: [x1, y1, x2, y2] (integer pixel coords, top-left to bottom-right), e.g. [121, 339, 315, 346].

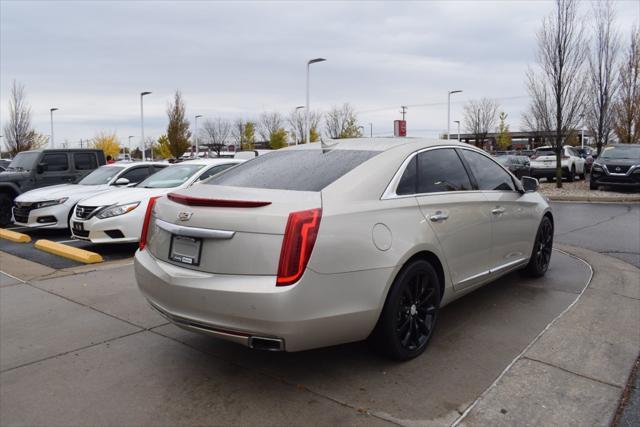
[535, 149, 555, 157]
[206, 149, 379, 191]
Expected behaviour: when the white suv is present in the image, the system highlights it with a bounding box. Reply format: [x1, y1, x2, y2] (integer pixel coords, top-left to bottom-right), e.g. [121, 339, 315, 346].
[530, 145, 586, 182]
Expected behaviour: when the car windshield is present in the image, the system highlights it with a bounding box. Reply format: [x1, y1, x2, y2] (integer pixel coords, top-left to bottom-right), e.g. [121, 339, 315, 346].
[78, 166, 125, 185]
[535, 149, 555, 157]
[600, 146, 640, 160]
[206, 149, 380, 191]
[137, 164, 204, 188]
[7, 152, 40, 172]
[495, 156, 510, 164]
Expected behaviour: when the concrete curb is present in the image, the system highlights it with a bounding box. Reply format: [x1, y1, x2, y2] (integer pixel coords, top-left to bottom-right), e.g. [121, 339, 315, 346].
[454, 245, 640, 426]
[34, 240, 103, 264]
[545, 195, 640, 203]
[0, 229, 31, 243]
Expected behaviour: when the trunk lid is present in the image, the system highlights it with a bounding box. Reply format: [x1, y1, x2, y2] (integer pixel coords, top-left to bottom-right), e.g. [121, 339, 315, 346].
[147, 185, 322, 275]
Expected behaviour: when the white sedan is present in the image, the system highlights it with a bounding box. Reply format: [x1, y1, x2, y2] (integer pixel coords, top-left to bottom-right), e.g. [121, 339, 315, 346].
[12, 162, 167, 229]
[135, 138, 553, 360]
[71, 159, 243, 244]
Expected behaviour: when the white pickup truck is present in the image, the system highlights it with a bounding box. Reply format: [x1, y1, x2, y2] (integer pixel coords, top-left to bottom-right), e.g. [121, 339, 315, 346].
[529, 145, 586, 182]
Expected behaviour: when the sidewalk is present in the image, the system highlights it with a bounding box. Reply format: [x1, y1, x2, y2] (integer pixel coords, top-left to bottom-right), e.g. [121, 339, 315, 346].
[455, 244, 640, 426]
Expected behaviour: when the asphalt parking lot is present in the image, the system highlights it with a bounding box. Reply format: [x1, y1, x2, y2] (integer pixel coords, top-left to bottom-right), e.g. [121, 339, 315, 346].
[0, 225, 137, 269]
[0, 250, 590, 426]
[0, 202, 638, 426]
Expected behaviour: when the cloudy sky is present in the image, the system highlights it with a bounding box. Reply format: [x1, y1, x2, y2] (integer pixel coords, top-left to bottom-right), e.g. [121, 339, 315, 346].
[1, 0, 638, 150]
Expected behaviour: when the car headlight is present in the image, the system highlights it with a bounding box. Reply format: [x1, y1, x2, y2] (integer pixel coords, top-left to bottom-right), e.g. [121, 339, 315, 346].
[35, 198, 68, 209]
[95, 202, 140, 219]
[591, 165, 603, 172]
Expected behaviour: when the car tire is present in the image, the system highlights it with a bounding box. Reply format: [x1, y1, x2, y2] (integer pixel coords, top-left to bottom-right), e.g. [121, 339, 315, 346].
[0, 193, 13, 227]
[567, 166, 575, 182]
[524, 216, 554, 278]
[370, 259, 441, 361]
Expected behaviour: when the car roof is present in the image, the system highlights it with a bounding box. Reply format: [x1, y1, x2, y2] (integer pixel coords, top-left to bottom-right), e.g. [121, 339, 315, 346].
[104, 161, 167, 168]
[284, 137, 470, 153]
[179, 158, 245, 166]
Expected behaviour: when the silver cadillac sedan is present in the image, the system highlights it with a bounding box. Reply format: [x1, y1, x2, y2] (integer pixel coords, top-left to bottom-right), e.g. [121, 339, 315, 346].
[135, 138, 553, 360]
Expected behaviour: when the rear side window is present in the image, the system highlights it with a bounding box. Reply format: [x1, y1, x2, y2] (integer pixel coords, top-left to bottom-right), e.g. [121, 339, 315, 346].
[396, 157, 417, 195]
[460, 149, 515, 191]
[120, 167, 150, 184]
[207, 150, 379, 191]
[417, 149, 472, 193]
[42, 153, 69, 172]
[74, 153, 97, 170]
[197, 163, 235, 181]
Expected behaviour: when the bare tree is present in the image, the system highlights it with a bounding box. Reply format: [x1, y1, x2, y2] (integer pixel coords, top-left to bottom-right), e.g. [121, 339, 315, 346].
[288, 109, 321, 143]
[231, 118, 245, 150]
[324, 103, 362, 139]
[586, 0, 620, 155]
[463, 98, 499, 147]
[201, 118, 232, 157]
[613, 28, 640, 144]
[526, 0, 587, 187]
[2, 81, 47, 156]
[258, 112, 284, 142]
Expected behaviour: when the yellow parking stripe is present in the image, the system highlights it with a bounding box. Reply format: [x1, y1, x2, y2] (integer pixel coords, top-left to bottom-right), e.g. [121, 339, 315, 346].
[34, 239, 103, 264]
[0, 229, 32, 243]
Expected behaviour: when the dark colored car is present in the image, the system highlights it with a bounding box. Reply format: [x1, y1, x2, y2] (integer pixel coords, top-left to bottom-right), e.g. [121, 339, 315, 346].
[495, 155, 531, 179]
[590, 144, 640, 191]
[0, 149, 106, 225]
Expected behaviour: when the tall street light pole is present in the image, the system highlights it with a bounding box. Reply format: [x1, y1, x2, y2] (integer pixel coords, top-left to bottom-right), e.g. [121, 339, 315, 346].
[369, 123, 373, 138]
[306, 58, 326, 145]
[580, 113, 585, 148]
[453, 120, 461, 142]
[50, 108, 58, 148]
[128, 136, 134, 158]
[194, 115, 203, 157]
[447, 90, 462, 140]
[140, 91, 151, 161]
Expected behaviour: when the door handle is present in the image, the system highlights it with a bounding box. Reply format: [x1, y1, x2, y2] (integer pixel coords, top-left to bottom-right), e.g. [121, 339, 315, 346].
[492, 207, 506, 215]
[429, 211, 449, 222]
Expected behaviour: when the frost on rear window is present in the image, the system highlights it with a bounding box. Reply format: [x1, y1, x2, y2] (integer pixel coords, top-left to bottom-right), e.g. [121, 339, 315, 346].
[206, 149, 379, 191]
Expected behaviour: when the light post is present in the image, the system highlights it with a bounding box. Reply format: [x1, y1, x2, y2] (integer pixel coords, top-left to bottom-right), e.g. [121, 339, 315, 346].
[306, 58, 326, 145]
[369, 123, 373, 138]
[194, 114, 203, 157]
[140, 91, 151, 161]
[447, 90, 462, 140]
[453, 120, 461, 142]
[50, 108, 58, 148]
[580, 113, 585, 148]
[128, 136, 134, 159]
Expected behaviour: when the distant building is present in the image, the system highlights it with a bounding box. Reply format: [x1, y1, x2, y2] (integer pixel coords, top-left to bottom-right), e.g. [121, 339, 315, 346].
[449, 130, 593, 150]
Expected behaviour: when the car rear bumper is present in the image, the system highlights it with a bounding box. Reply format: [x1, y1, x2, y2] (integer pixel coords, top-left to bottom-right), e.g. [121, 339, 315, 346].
[530, 166, 569, 178]
[134, 248, 391, 352]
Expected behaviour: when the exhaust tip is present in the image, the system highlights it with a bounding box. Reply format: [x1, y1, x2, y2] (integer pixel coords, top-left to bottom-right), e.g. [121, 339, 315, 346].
[248, 336, 285, 352]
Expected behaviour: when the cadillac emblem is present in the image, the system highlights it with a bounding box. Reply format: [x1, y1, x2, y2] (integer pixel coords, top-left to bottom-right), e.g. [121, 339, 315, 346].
[177, 211, 193, 221]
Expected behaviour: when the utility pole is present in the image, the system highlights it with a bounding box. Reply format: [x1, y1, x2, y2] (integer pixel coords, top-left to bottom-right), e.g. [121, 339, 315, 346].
[400, 106, 407, 120]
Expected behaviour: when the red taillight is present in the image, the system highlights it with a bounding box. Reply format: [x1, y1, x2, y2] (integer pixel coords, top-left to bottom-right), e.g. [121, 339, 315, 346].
[562, 155, 569, 160]
[167, 193, 271, 208]
[276, 208, 322, 286]
[139, 196, 160, 250]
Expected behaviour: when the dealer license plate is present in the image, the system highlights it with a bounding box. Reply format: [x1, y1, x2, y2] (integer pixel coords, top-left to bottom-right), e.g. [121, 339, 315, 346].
[169, 235, 202, 266]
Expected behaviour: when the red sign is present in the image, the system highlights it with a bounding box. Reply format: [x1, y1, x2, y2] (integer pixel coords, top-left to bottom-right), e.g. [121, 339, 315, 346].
[394, 120, 407, 137]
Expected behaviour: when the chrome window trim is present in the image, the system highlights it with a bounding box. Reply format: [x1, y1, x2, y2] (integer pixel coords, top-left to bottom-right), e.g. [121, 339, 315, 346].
[381, 145, 520, 200]
[155, 218, 235, 240]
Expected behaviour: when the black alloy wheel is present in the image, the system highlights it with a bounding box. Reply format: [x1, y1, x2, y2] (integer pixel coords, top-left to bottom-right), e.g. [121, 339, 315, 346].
[371, 259, 441, 361]
[524, 216, 554, 277]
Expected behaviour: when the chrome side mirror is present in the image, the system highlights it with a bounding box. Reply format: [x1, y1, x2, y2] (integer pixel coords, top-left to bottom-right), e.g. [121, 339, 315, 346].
[521, 176, 539, 192]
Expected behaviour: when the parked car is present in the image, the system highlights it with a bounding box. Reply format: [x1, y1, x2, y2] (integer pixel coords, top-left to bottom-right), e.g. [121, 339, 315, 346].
[529, 145, 586, 182]
[574, 146, 596, 172]
[71, 158, 243, 244]
[495, 155, 531, 179]
[0, 149, 106, 226]
[135, 138, 552, 361]
[12, 162, 168, 229]
[590, 144, 640, 191]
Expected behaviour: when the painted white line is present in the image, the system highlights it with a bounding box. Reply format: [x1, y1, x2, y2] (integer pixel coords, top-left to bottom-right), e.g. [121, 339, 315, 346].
[451, 248, 594, 426]
[55, 239, 82, 244]
[0, 270, 26, 283]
